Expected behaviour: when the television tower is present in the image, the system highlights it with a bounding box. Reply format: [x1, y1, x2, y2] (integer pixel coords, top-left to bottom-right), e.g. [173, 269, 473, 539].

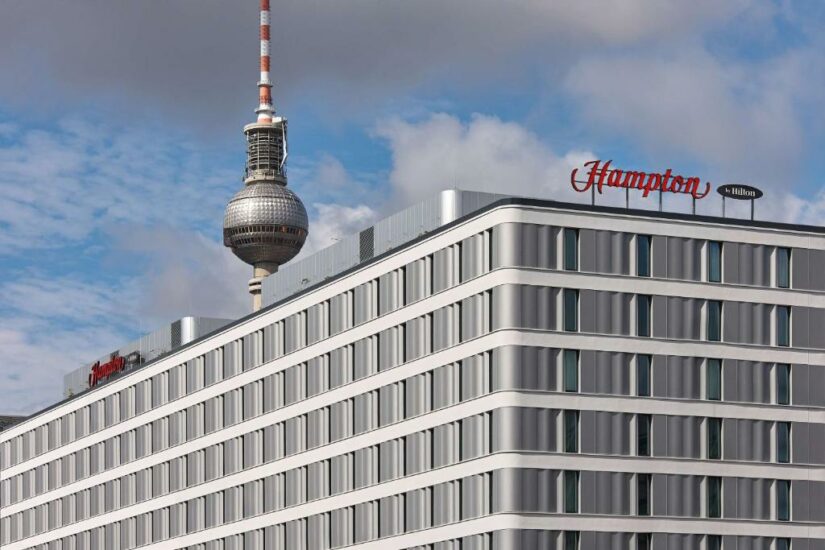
[223, 0, 309, 312]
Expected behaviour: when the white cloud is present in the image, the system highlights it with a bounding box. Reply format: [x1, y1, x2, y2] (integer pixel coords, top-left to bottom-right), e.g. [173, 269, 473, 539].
[375, 113, 597, 208]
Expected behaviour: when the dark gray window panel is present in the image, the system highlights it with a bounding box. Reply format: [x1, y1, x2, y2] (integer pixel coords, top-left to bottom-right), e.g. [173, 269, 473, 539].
[580, 351, 632, 395]
[433, 481, 458, 527]
[722, 419, 771, 462]
[723, 477, 772, 520]
[492, 285, 558, 331]
[651, 474, 701, 517]
[581, 470, 632, 515]
[354, 501, 375, 543]
[329, 346, 353, 389]
[461, 292, 489, 342]
[580, 411, 631, 456]
[306, 304, 325, 346]
[580, 290, 632, 335]
[651, 296, 702, 340]
[378, 440, 402, 483]
[405, 317, 427, 362]
[652, 534, 704, 550]
[354, 337, 376, 380]
[652, 356, 701, 400]
[792, 248, 825, 291]
[792, 422, 825, 465]
[722, 360, 772, 404]
[651, 415, 701, 459]
[792, 364, 825, 407]
[377, 326, 401, 372]
[432, 363, 459, 410]
[724, 242, 772, 286]
[492, 468, 558, 514]
[353, 392, 375, 435]
[432, 423, 458, 468]
[492, 346, 558, 393]
[723, 301, 772, 345]
[378, 384, 400, 427]
[580, 229, 632, 275]
[650, 236, 702, 281]
[792, 480, 825, 522]
[432, 304, 458, 352]
[461, 353, 488, 402]
[404, 431, 431, 476]
[492, 407, 557, 453]
[793, 307, 825, 349]
[492, 223, 558, 270]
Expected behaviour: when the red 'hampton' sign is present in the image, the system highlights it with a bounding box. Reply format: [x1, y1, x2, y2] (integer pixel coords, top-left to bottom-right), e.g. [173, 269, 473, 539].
[570, 160, 712, 200]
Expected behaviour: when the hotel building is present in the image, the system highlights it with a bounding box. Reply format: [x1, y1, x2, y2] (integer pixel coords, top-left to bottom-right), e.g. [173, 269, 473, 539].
[2, 190, 824, 550]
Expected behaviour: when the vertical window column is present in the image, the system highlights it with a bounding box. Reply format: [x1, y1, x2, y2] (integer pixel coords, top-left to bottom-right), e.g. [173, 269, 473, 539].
[777, 364, 791, 405]
[777, 479, 791, 521]
[637, 474, 651, 516]
[637, 534, 651, 550]
[707, 359, 722, 401]
[637, 235, 651, 277]
[777, 422, 791, 464]
[637, 414, 651, 457]
[708, 418, 722, 460]
[637, 295, 651, 337]
[708, 241, 722, 282]
[564, 229, 579, 271]
[777, 247, 791, 289]
[707, 535, 722, 550]
[707, 476, 722, 518]
[564, 411, 579, 453]
[777, 306, 791, 347]
[564, 470, 579, 513]
[707, 301, 722, 342]
[563, 350, 579, 393]
[637, 355, 651, 397]
[563, 289, 579, 333]
[564, 531, 579, 550]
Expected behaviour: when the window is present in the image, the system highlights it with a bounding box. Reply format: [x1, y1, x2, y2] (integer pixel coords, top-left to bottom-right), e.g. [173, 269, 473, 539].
[777, 422, 791, 464]
[707, 301, 722, 342]
[707, 535, 722, 550]
[637, 534, 651, 550]
[777, 538, 791, 550]
[777, 479, 791, 521]
[708, 418, 722, 460]
[564, 228, 579, 271]
[564, 531, 579, 550]
[564, 411, 579, 453]
[637, 473, 651, 516]
[563, 289, 579, 332]
[564, 470, 579, 513]
[707, 359, 722, 401]
[637, 355, 651, 397]
[708, 476, 722, 518]
[563, 350, 579, 393]
[777, 247, 791, 289]
[637, 295, 651, 337]
[777, 364, 791, 405]
[708, 241, 722, 282]
[637, 414, 651, 457]
[777, 306, 790, 347]
[637, 235, 651, 277]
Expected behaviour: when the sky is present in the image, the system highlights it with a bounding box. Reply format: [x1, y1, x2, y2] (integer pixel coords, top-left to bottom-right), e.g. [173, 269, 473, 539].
[1, 0, 824, 414]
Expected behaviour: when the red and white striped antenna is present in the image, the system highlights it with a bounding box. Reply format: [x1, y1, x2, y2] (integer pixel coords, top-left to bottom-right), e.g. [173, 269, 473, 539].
[257, 0, 274, 123]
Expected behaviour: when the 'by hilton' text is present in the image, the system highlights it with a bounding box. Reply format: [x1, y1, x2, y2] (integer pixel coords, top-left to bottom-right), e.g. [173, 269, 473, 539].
[570, 160, 712, 200]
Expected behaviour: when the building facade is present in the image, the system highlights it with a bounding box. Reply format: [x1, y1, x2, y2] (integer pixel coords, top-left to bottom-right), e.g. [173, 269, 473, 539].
[2, 192, 825, 550]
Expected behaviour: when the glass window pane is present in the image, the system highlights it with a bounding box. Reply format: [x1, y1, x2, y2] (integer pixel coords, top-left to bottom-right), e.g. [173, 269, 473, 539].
[564, 229, 579, 271]
[564, 531, 579, 550]
[708, 418, 722, 460]
[564, 289, 578, 332]
[637, 235, 651, 277]
[637, 295, 651, 337]
[708, 476, 721, 518]
[707, 359, 722, 401]
[563, 350, 579, 393]
[777, 248, 791, 288]
[564, 411, 579, 453]
[637, 355, 651, 397]
[777, 538, 790, 550]
[637, 474, 650, 516]
[707, 301, 722, 342]
[637, 414, 651, 457]
[777, 480, 790, 521]
[778, 422, 790, 464]
[777, 306, 790, 347]
[707, 535, 722, 550]
[564, 471, 579, 513]
[637, 533, 651, 550]
[708, 241, 722, 282]
[777, 364, 791, 405]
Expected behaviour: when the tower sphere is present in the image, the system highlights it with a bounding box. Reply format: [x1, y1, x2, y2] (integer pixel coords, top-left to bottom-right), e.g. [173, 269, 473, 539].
[223, 181, 308, 266]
